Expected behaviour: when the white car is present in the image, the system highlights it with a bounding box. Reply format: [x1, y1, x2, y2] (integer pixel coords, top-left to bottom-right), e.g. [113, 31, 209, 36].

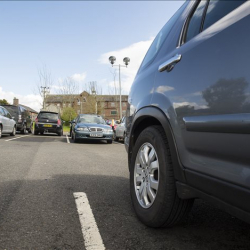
[0, 105, 16, 138]
[114, 117, 126, 141]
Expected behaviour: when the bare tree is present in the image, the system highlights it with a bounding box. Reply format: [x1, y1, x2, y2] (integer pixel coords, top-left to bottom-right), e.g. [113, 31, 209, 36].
[35, 65, 53, 110]
[83, 81, 104, 115]
[57, 77, 79, 107]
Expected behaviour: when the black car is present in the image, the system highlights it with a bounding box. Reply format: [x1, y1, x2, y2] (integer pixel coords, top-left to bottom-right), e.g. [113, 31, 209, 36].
[126, 1, 250, 227]
[2, 104, 32, 134]
[34, 111, 63, 136]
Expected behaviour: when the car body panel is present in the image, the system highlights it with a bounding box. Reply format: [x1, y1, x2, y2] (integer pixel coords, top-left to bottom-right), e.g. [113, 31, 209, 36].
[126, 1, 250, 220]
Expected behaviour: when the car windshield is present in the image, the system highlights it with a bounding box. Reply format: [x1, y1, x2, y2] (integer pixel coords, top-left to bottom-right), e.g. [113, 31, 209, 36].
[78, 116, 105, 124]
[38, 113, 58, 120]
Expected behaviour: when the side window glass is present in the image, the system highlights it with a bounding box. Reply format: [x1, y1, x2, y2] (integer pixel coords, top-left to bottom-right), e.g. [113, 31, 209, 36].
[185, 1, 207, 43]
[140, 3, 186, 69]
[203, 0, 246, 31]
[0, 108, 4, 116]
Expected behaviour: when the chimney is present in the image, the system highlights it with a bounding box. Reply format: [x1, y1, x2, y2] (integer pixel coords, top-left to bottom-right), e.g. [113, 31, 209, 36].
[13, 97, 19, 106]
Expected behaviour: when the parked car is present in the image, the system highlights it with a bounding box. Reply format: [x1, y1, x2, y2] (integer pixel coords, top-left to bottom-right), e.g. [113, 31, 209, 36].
[125, 0, 250, 228]
[114, 117, 126, 142]
[71, 114, 113, 143]
[34, 111, 63, 136]
[2, 104, 32, 134]
[0, 106, 16, 138]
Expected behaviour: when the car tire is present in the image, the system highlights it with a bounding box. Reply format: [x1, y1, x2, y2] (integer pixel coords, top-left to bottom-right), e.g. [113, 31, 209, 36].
[21, 124, 26, 134]
[73, 133, 78, 143]
[10, 126, 16, 136]
[0, 125, 2, 138]
[107, 140, 113, 144]
[130, 125, 193, 228]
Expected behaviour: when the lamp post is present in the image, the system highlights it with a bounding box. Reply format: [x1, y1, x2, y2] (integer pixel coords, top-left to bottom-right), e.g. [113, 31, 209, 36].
[40, 86, 50, 110]
[91, 87, 97, 115]
[109, 56, 130, 120]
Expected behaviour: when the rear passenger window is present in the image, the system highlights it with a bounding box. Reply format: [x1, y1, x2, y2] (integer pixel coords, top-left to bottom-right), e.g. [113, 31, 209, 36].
[185, 1, 207, 42]
[203, 0, 246, 30]
[0, 108, 4, 116]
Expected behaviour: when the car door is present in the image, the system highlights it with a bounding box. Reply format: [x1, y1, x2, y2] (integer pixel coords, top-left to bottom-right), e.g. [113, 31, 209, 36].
[5, 109, 15, 131]
[152, 1, 250, 190]
[0, 107, 8, 133]
[1, 107, 11, 132]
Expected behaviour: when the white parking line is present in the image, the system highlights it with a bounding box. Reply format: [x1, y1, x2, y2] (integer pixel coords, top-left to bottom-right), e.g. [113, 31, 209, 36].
[73, 192, 105, 250]
[66, 134, 70, 144]
[5, 135, 30, 142]
[113, 141, 124, 145]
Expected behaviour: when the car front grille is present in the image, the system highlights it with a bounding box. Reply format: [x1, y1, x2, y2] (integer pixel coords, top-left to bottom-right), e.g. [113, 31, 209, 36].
[89, 127, 103, 132]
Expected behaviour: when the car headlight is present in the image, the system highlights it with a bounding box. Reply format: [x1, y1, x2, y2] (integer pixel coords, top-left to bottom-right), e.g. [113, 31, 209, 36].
[76, 127, 89, 131]
[104, 129, 113, 133]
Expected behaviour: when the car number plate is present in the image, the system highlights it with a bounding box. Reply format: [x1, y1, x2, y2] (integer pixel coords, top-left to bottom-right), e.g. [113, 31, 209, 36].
[90, 133, 103, 137]
[43, 124, 52, 127]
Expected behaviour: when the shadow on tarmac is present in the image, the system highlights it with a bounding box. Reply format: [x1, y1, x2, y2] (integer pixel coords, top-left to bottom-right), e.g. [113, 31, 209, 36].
[0, 174, 250, 250]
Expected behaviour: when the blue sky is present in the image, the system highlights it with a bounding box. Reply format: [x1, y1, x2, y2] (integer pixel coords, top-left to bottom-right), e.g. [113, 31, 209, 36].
[0, 1, 184, 110]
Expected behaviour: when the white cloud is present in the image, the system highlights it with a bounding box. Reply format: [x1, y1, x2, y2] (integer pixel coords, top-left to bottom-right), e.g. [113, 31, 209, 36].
[99, 38, 154, 93]
[173, 102, 208, 110]
[0, 87, 42, 112]
[71, 72, 86, 82]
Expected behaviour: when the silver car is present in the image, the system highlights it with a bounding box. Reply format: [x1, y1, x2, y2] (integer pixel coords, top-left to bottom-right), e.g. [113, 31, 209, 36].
[114, 117, 126, 142]
[0, 106, 16, 138]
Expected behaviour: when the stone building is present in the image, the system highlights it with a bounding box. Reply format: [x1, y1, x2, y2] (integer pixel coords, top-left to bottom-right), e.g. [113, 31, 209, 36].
[45, 91, 128, 120]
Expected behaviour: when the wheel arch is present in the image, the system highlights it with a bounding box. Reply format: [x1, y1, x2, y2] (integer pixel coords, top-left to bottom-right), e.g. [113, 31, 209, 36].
[128, 106, 187, 183]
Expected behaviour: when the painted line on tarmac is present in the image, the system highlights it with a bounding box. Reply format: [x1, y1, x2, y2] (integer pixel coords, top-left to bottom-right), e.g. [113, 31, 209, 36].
[113, 141, 124, 145]
[66, 134, 70, 143]
[73, 192, 105, 250]
[5, 135, 30, 141]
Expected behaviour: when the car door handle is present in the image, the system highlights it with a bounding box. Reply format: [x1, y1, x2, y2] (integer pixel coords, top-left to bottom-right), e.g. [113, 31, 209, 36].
[158, 54, 182, 72]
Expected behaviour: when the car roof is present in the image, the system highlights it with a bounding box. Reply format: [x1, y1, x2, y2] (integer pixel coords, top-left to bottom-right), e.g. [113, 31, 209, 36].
[39, 111, 59, 114]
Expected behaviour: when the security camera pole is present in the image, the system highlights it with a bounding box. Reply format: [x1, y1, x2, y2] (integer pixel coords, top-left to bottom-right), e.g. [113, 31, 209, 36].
[109, 56, 130, 120]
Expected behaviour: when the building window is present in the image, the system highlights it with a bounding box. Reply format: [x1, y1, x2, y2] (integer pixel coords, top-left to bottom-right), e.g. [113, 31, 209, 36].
[110, 102, 115, 107]
[77, 99, 80, 106]
[57, 103, 60, 107]
[68, 103, 71, 107]
[63, 103, 66, 107]
[111, 110, 117, 115]
[122, 110, 126, 116]
[122, 102, 126, 107]
[83, 97, 86, 103]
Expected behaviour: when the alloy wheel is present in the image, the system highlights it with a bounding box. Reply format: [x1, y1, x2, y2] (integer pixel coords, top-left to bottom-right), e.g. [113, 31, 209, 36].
[134, 142, 159, 208]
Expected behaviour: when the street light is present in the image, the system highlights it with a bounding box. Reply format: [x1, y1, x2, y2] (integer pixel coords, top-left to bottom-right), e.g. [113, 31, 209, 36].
[108, 56, 130, 120]
[91, 85, 97, 115]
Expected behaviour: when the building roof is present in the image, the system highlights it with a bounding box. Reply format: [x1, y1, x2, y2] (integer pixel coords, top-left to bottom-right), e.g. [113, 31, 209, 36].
[20, 104, 38, 114]
[46, 93, 128, 103]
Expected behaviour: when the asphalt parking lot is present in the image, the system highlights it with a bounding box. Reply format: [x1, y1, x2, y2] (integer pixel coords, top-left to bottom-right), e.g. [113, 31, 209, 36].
[0, 133, 250, 250]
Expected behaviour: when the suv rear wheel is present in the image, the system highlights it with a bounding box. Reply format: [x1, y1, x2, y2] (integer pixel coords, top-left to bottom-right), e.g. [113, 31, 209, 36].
[21, 124, 26, 134]
[130, 125, 193, 228]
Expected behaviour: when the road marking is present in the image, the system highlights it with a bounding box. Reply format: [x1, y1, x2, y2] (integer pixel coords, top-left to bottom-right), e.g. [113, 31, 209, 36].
[5, 135, 30, 141]
[113, 141, 124, 145]
[73, 192, 105, 250]
[66, 134, 70, 143]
